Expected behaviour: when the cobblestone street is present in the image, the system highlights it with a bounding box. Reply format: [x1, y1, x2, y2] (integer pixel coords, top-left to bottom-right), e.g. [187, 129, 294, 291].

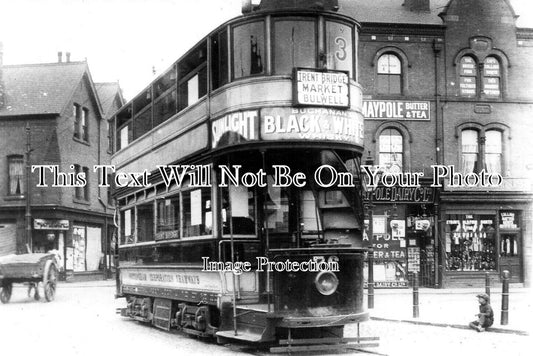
[0, 282, 528, 356]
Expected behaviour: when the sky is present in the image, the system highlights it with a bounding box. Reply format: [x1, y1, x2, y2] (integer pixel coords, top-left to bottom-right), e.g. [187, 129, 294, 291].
[1, 0, 532, 101]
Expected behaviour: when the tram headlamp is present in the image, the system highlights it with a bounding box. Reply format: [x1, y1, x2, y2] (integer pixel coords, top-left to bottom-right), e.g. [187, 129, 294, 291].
[314, 271, 339, 296]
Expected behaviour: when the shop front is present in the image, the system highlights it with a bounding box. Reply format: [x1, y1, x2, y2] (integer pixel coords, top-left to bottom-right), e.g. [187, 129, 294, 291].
[364, 183, 437, 288]
[440, 202, 528, 286]
[29, 212, 111, 279]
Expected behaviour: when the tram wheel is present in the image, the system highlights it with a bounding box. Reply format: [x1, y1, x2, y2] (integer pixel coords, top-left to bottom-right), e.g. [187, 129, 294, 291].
[0, 283, 12, 304]
[43, 260, 58, 302]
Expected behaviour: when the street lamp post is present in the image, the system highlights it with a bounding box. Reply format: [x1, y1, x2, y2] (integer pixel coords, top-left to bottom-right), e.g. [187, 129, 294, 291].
[364, 152, 378, 309]
[25, 122, 32, 253]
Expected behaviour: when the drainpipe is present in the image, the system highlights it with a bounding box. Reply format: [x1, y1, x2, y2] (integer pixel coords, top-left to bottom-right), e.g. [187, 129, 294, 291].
[433, 39, 443, 288]
[96, 114, 108, 280]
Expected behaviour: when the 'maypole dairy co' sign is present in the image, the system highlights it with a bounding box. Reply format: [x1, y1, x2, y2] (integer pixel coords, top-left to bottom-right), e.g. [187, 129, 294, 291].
[293, 68, 350, 109]
[363, 100, 430, 120]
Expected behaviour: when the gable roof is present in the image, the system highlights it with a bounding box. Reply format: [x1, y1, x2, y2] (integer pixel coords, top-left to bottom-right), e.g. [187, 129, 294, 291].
[0, 61, 102, 118]
[342, 0, 449, 25]
[95, 82, 124, 119]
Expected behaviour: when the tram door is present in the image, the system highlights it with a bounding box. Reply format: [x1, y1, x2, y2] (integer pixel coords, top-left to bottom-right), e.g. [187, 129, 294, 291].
[499, 232, 522, 283]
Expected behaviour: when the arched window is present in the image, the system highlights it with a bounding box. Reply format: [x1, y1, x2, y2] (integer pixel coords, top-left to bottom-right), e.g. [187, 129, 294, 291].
[485, 130, 502, 174]
[483, 57, 501, 98]
[378, 128, 403, 172]
[377, 54, 401, 95]
[461, 129, 479, 174]
[459, 56, 477, 97]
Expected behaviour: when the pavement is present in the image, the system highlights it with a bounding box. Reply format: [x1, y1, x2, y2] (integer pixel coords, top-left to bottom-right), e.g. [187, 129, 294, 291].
[57, 279, 532, 336]
[367, 286, 532, 336]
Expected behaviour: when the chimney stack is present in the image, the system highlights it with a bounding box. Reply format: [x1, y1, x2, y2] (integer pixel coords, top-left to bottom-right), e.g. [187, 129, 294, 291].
[58, 51, 63, 63]
[66, 52, 71, 63]
[403, 0, 430, 12]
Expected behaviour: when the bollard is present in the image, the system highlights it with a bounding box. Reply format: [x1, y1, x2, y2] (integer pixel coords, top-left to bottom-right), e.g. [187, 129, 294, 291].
[501, 270, 509, 325]
[368, 252, 374, 309]
[485, 272, 491, 299]
[413, 272, 419, 318]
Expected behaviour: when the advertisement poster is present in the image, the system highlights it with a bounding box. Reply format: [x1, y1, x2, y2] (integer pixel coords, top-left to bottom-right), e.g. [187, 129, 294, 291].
[0, 1, 531, 356]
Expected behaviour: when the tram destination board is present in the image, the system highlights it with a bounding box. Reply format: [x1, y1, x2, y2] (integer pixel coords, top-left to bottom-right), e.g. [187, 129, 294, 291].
[293, 68, 350, 109]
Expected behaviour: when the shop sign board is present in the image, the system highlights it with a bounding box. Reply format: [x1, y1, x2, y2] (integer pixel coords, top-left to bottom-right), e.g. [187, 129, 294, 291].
[362, 100, 430, 120]
[407, 247, 421, 272]
[33, 219, 69, 230]
[373, 281, 408, 288]
[500, 211, 519, 229]
[293, 68, 350, 109]
[363, 186, 434, 203]
[261, 107, 364, 146]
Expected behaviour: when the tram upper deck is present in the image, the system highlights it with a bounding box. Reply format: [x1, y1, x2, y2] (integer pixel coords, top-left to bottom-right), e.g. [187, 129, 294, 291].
[111, 5, 364, 175]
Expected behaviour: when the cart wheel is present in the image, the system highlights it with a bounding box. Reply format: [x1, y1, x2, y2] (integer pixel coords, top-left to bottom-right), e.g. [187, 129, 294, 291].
[1, 283, 12, 304]
[43, 260, 58, 302]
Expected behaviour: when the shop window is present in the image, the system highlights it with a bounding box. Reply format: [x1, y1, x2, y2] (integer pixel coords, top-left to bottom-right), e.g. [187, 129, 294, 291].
[120, 208, 135, 244]
[378, 128, 403, 173]
[156, 195, 180, 239]
[178, 41, 207, 111]
[325, 20, 353, 76]
[377, 54, 401, 95]
[211, 28, 229, 90]
[461, 129, 479, 174]
[222, 185, 256, 235]
[233, 21, 264, 79]
[485, 130, 502, 174]
[445, 215, 497, 271]
[182, 188, 212, 237]
[483, 57, 501, 98]
[459, 56, 477, 97]
[137, 203, 155, 242]
[273, 19, 316, 75]
[7, 155, 24, 195]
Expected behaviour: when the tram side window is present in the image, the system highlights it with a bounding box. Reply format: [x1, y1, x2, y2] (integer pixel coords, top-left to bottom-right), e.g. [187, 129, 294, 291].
[222, 185, 256, 235]
[233, 21, 265, 79]
[273, 19, 316, 74]
[120, 208, 135, 244]
[182, 187, 212, 237]
[325, 21, 353, 77]
[265, 176, 289, 233]
[116, 105, 132, 150]
[156, 195, 180, 235]
[178, 41, 208, 112]
[153, 66, 178, 127]
[137, 203, 155, 242]
[211, 29, 229, 90]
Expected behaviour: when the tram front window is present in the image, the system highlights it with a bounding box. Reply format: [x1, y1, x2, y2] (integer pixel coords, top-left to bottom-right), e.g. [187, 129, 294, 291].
[273, 18, 316, 74]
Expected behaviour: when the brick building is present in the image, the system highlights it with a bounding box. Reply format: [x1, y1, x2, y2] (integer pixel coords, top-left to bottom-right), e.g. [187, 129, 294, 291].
[0, 51, 123, 279]
[348, 0, 533, 287]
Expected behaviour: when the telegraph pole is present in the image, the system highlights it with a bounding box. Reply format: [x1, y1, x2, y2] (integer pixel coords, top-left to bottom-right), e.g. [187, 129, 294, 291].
[25, 122, 32, 252]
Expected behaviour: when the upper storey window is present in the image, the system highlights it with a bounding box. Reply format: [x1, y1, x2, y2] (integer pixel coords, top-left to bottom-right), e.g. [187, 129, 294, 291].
[326, 21, 353, 76]
[379, 128, 403, 173]
[483, 57, 501, 98]
[273, 19, 316, 74]
[377, 54, 401, 95]
[459, 56, 477, 97]
[233, 21, 265, 79]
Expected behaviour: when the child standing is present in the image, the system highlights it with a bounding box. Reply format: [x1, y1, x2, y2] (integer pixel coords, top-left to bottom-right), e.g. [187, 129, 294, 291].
[469, 293, 494, 332]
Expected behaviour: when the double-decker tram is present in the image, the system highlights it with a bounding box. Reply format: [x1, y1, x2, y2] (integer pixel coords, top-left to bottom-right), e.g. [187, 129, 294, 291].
[112, 0, 375, 352]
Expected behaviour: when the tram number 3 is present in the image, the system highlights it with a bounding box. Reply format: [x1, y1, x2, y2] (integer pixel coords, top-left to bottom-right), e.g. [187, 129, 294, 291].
[335, 37, 347, 61]
[313, 256, 339, 264]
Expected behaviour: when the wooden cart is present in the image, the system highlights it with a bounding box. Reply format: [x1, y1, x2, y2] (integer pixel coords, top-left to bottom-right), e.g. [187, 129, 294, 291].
[0, 253, 58, 304]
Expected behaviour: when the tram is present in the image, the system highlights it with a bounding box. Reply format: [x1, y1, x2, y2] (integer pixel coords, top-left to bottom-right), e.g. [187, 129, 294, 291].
[112, 0, 374, 352]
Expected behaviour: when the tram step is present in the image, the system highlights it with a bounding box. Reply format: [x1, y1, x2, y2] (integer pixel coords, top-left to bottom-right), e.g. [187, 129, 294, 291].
[216, 329, 264, 343]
